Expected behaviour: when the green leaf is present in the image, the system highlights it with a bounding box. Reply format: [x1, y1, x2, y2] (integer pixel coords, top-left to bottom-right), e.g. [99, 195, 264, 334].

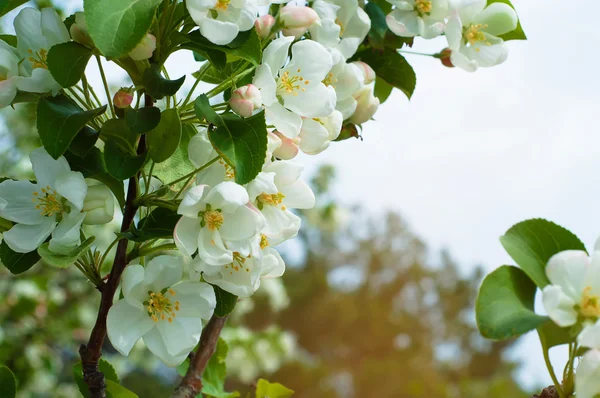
[202, 338, 240, 398]
[487, 0, 526, 41]
[373, 77, 393, 104]
[214, 285, 238, 317]
[38, 237, 95, 268]
[124, 207, 180, 243]
[369, 0, 392, 14]
[37, 95, 107, 159]
[147, 109, 182, 163]
[227, 28, 262, 66]
[106, 380, 139, 398]
[104, 140, 148, 180]
[0, 365, 17, 398]
[195, 94, 267, 184]
[84, 0, 161, 58]
[0, 34, 17, 47]
[125, 107, 161, 134]
[356, 49, 416, 99]
[500, 218, 587, 288]
[74, 359, 120, 398]
[180, 30, 262, 70]
[148, 123, 196, 190]
[142, 65, 186, 100]
[0, 0, 27, 18]
[537, 320, 573, 349]
[69, 126, 99, 157]
[64, 148, 126, 208]
[255, 379, 294, 398]
[47, 42, 93, 87]
[0, 241, 40, 275]
[476, 265, 547, 340]
[99, 118, 138, 153]
[364, 2, 387, 49]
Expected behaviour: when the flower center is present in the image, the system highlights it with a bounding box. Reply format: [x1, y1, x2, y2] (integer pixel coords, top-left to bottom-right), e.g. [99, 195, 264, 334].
[144, 289, 180, 323]
[580, 286, 600, 318]
[257, 192, 286, 210]
[32, 186, 64, 217]
[335, 18, 345, 34]
[260, 234, 269, 250]
[464, 24, 489, 47]
[214, 0, 231, 11]
[277, 69, 309, 97]
[322, 72, 336, 87]
[203, 209, 224, 231]
[414, 0, 432, 15]
[219, 159, 235, 179]
[223, 252, 251, 274]
[27, 48, 48, 70]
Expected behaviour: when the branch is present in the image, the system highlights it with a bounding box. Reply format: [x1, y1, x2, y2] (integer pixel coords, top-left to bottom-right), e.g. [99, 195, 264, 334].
[79, 95, 152, 398]
[171, 315, 229, 398]
[532, 385, 560, 398]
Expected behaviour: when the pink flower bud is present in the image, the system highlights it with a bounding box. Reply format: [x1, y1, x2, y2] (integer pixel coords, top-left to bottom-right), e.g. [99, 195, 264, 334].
[272, 131, 299, 160]
[113, 88, 134, 109]
[280, 5, 320, 29]
[255, 15, 276, 40]
[352, 61, 376, 85]
[230, 84, 262, 118]
[437, 48, 454, 68]
[129, 34, 156, 61]
[350, 86, 380, 125]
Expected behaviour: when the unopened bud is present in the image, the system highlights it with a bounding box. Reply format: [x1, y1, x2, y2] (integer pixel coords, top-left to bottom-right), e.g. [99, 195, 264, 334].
[350, 86, 380, 125]
[255, 15, 276, 40]
[70, 12, 94, 47]
[352, 61, 376, 85]
[437, 48, 454, 68]
[280, 5, 319, 39]
[272, 130, 299, 160]
[82, 183, 114, 225]
[230, 84, 262, 118]
[113, 88, 134, 109]
[129, 33, 156, 61]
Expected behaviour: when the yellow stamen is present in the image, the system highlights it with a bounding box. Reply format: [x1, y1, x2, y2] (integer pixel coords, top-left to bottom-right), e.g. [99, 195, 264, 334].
[258, 192, 285, 207]
[260, 234, 269, 250]
[204, 210, 224, 231]
[27, 48, 49, 70]
[322, 72, 336, 87]
[415, 0, 432, 15]
[214, 0, 231, 11]
[33, 185, 64, 217]
[581, 286, 600, 318]
[277, 70, 308, 96]
[464, 23, 490, 46]
[145, 290, 180, 323]
[219, 159, 235, 179]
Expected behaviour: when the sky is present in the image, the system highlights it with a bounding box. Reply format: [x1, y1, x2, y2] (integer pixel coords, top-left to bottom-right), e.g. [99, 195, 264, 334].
[4, 0, 600, 392]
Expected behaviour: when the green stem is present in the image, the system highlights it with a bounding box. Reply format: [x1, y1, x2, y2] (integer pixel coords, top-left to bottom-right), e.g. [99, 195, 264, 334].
[145, 161, 155, 195]
[205, 66, 255, 99]
[181, 63, 211, 109]
[96, 55, 116, 118]
[542, 344, 566, 398]
[398, 49, 436, 57]
[129, 243, 178, 262]
[99, 236, 122, 273]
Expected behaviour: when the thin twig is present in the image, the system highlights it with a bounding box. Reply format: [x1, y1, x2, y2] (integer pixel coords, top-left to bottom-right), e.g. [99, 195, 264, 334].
[171, 315, 229, 398]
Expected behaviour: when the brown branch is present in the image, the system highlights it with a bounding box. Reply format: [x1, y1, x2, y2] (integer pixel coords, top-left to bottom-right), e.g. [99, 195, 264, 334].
[79, 95, 152, 398]
[532, 385, 560, 398]
[171, 315, 229, 398]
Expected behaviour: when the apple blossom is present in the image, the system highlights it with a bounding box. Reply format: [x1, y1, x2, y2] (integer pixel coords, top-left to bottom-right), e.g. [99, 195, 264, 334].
[106, 255, 216, 366]
[309, 0, 371, 59]
[254, 14, 276, 40]
[298, 111, 343, 155]
[445, 0, 518, 71]
[82, 182, 114, 225]
[230, 84, 262, 118]
[325, 50, 363, 119]
[385, 0, 448, 39]
[0, 147, 87, 254]
[188, 128, 235, 187]
[13, 7, 69, 94]
[253, 36, 336, 138]
[575, 350, 600, 398]
[541, 250, 600, 327]
[129, 34, 156, 61]
[187, 0, 258, 46]
[0, 40, 21, 109]
[174, 181, 265, 265]
[350, 85, 380, 125]
[280, 4, 320, 39]
[352, 61, 376, 85]
[247, 161, 315, 244]
[272, 131, 299, 160]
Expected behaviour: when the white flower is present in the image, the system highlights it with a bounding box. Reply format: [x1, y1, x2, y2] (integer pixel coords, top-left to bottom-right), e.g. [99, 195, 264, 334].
[0, 40, 21, 109]
[14, 7, 70, 93]
[230, 84, 262, 118]
[325, 50, 363, 120]
[187, 0, 258, 45]
[0, 147, 87, 254]
[253, 37, 336, 138]
[576, 350, 600, 398]
[193, 237, 285, 297]
[82, 181, 114, 225]
[174, 181, 265, 265]
[350, 85, 379, 125]
[309, 0, 371, 59]
[106, 255, 216, 366]
[298, 110, 343, 154]
[247, 161, 315, 244]
[129, 33, 156, 61]
[280, 4, 320, 39]
[188, 128, 235, 187]
[445, 0, 518, 71]
[272, 131, 299, 160]
[352, 61, 376, 85]
[385, 0, 448, 39]
[541, 250, 600, 328]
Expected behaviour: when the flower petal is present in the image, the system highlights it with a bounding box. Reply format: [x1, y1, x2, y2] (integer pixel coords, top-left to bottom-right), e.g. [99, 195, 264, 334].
[0, 180, 45, 225]
[174, 216, 201, 257]
[474, 3, 517, 36]
[260, 247, 285, 278]
[143, 326, 190, 366]
[156, 316, 203, 357]
[200, 18, 240, 46]
[263, 36, 294, 77]
[220, 204, 264, 241]
[54, 171, 87, 211]
[453, 0, 486, 25]
[265, 102, 303, 138]
[0, 78, 17, 109]
[29, 147, 71, 188]
[40, 7, 70, 47]
[576, 350, 600, 398]
[261, 205, 301, 243]
[253, 64, 277, 106]
[48, 211, 85, 254]
[579, 321, 600, 349]
[288, 40, 332, 82]
[107, 299, 154, 356]
[205, 181, 249, 213]
[3, 217, 56, 253]
[178, 184, 209, 218]
[144, 255, 184, 292]
[541, 285, 578, 327]
[171, 281, 216, 319]
[198, 228, 233, 265]
[546, 250, 589, 302]
[122, 264, 147, 304]
[283, 82, 336, 118]
[188, 129, 216, 168]
[280, 180, 315, 209]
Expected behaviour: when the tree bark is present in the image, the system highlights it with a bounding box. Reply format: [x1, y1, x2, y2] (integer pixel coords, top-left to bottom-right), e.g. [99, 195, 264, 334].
[532, 385, 560, 398]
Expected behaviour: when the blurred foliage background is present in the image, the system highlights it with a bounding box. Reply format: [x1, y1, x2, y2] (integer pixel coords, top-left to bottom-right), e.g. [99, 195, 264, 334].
[0, 102, 532, 397]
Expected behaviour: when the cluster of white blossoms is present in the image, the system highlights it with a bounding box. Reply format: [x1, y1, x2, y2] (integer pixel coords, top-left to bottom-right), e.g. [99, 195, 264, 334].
[385, 0, 519, 71]
[542, 248, 600, 398]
